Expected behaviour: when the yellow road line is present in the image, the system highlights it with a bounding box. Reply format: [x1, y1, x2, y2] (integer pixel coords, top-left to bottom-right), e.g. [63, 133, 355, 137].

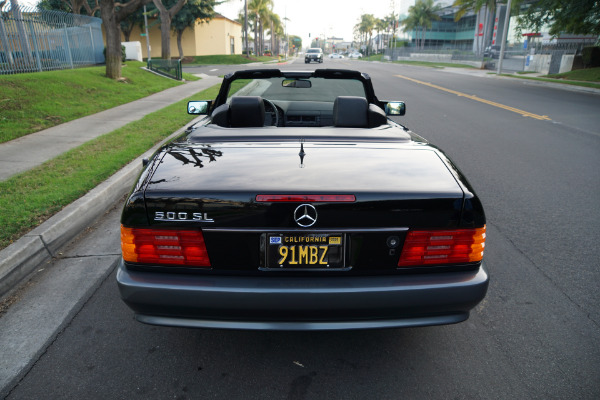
[395, 75, 551, 121]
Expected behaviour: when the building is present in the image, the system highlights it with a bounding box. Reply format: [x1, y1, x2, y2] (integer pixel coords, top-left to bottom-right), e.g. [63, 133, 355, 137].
[124, 13, 242, 59]
[402, 4, 480, 51]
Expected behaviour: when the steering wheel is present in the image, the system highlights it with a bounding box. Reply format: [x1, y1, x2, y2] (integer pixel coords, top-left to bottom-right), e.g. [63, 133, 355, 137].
[263, 98, 279, 126]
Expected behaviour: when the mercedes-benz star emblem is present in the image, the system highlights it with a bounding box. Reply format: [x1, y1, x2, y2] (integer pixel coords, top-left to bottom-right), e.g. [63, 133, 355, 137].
[294, 204, 318, 227]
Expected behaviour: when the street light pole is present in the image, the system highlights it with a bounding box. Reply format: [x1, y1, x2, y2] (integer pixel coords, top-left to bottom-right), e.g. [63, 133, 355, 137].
[143, 5, 151, 65]
[497, 0, 512, 75]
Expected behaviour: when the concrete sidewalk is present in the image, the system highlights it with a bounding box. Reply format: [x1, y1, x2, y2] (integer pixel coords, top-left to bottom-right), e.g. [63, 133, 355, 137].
[0, 73, 221, 299]
[0, 73, 222, 181]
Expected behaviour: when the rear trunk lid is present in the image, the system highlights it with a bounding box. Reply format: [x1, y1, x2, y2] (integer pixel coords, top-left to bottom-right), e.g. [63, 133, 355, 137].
[135, 141, 468, 272]
[143, 141, 464, 229]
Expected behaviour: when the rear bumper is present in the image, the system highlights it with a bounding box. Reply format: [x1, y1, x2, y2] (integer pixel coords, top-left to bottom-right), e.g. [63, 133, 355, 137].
[116, 259, 489, 330]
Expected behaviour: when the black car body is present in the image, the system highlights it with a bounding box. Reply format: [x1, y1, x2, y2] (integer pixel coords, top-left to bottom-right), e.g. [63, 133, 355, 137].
[305, 48, 323, 63]
[117, 69, 488, 331]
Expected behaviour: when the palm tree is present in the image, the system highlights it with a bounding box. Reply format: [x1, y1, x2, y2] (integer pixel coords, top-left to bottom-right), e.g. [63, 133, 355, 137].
[268, 12, 283, 55]
[403, 0, 441, 49]
[248, 0, 273, 56]
[375, 17, 387, 53]
[401, 12, 419, 47]
[384, 12, 398, 48]
[357, 14, 376, 55]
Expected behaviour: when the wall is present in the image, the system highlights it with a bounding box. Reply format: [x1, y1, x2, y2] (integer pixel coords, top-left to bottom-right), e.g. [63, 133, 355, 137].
[524, 54, 551, 74]
[122, 15, 242, 59]
[193, 16, 241, 56]
[559, 55, 575, 74]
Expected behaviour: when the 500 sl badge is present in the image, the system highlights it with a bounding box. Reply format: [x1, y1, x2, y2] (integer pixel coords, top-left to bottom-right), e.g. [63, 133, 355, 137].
[154, 211, 214, 222]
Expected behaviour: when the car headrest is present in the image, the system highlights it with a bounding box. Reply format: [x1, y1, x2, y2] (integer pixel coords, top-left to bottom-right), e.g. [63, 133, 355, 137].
[230, 96, 265, 128]
[333, 96, 368, 128]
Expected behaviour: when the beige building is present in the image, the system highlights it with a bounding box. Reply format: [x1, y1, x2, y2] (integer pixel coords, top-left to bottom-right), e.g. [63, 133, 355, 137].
[123, 13, 242, 59]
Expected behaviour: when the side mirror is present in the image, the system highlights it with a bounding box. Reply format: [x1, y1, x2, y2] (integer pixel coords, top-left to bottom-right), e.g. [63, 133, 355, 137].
[384, 101, 406, 116]
[187, 100, 211, 115]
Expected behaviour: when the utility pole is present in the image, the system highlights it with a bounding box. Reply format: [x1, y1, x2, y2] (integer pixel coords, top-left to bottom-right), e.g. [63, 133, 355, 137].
[143, 5, 151, 65]
[497, 0, 512, 75]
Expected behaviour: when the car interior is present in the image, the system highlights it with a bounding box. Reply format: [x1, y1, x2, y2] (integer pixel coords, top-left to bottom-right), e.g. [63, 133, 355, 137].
[209, 95, 388, 129]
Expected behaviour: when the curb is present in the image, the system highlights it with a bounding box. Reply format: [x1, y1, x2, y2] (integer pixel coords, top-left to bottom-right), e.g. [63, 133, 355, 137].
[0, 117, 203, 299]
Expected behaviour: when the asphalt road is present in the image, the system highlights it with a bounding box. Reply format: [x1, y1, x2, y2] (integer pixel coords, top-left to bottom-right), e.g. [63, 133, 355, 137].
[5, 59, 600, 399]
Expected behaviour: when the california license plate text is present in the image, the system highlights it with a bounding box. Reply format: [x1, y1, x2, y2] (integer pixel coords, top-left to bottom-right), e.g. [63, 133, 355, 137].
[278, 245, 328, 265]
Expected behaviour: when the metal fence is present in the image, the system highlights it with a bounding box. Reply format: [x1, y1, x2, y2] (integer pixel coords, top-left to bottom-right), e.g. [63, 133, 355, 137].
[383, 46, 485, 67]
[148, 59, 182, 81]
[531, 41, 596, 55]
[0, 3, 104, 75]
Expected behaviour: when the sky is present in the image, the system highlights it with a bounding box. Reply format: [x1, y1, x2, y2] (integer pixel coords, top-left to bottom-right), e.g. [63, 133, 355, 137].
[215, 0, 414, 48]
[15, 0, 415, 48]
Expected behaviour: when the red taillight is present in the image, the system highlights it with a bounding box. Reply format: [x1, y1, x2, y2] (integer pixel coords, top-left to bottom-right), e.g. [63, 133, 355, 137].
[256, 194, 356, 202]
[121, 226, 211, 267]
[397, 226, 486, 267]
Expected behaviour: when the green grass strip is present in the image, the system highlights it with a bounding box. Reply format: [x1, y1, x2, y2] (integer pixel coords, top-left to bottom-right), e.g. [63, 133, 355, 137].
[0, 84, 221, 250]
[0, 61, 186, 143]
[388, 60, 478, 69]
[499, 74, 600, 89]
[546, 67, 600, 82]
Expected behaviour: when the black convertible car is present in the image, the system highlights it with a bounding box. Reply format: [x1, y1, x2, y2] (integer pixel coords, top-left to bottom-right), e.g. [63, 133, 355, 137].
[117, 69, 488, 330]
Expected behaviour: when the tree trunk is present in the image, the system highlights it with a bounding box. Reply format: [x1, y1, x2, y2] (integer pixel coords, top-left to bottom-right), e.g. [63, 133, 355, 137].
[100, 0, 122, 79]
[100, 0, 151, 79]
[152, 0, 187, 60]
[270, 21, 274, 54]
[244, 0, 248, 57]
[253, 18, 258, 56]
[177, 29, 184, 59]
[259, 20, 263, 55]
[159, 12, 172, 59]
[123, 25, 132, 42]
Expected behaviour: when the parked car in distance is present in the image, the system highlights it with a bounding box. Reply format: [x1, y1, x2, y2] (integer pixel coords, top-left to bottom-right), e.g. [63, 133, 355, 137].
[329, 53, 344, 59]
[483, 45, 501, 59]
[305, 48, 323, 63]
[348, 52, 363, 59]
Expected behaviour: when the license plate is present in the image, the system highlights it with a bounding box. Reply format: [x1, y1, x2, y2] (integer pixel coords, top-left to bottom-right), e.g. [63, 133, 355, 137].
[267, 233, 345, 269]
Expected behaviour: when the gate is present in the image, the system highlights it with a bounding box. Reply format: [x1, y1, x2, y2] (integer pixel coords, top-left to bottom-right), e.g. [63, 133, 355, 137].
[548, 50, 565, 75]
[0, 3, 104, 75]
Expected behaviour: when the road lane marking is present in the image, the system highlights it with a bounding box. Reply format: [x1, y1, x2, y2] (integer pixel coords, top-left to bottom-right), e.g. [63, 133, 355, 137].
[394, 74, 551, 121]
[210, 68, 218, 72]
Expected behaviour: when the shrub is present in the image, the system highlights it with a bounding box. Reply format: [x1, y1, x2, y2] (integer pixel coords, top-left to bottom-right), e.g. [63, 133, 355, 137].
[582, 46, 600, 68]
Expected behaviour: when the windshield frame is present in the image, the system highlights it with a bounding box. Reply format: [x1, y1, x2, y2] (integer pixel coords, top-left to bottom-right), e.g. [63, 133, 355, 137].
[212, 69, 380, 111]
